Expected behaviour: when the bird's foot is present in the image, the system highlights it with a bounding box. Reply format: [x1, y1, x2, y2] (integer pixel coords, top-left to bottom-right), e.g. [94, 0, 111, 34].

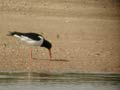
[31, 57, 38, 60]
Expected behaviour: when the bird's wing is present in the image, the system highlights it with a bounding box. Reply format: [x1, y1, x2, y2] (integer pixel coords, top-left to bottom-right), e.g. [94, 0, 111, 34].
[21, 35, 32, 41]
[24, 33, 42, 41]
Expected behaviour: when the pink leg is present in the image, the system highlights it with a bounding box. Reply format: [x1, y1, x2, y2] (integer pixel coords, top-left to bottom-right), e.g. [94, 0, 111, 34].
[30, 49, 37, 60]
[49, 49, 52, 59]
[30, 49, 33, 59]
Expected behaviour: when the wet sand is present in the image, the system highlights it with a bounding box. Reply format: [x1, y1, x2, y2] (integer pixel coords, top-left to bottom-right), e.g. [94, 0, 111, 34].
[0, 0, 120, 73]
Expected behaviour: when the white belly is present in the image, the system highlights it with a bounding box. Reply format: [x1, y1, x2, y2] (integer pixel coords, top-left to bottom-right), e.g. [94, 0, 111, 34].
[25, 40, 42, 46]
[14, 35, 44, 46]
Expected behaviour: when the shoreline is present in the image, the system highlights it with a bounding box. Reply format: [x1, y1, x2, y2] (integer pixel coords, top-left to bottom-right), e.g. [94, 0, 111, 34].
[0, 0, 120, 73]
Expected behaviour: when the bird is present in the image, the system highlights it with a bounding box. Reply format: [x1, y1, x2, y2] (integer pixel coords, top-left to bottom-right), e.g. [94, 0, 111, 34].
[8, 31, 52, 60]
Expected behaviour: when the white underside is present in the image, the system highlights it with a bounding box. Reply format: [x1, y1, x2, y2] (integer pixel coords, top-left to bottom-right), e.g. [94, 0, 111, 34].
[14, 35, 44, 46]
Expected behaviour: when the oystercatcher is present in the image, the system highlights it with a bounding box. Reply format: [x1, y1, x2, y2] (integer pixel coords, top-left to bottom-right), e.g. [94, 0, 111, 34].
[8, 31, 52, 59]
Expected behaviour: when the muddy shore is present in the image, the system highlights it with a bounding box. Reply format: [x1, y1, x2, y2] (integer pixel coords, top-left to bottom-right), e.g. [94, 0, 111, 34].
[0, 0, 120, 73]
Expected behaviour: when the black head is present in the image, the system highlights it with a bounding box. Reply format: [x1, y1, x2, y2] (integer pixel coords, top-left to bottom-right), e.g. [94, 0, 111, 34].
[41, 39, 52, 50]
[41, 39, 52, 58]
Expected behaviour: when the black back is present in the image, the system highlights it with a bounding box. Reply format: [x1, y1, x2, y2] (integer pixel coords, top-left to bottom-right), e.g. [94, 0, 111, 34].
[24, 33, 42, 41]
[9, 32, 43, 41]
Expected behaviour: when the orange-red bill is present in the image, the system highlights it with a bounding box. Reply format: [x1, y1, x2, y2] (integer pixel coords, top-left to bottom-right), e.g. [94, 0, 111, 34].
[49, 49, 52, 59]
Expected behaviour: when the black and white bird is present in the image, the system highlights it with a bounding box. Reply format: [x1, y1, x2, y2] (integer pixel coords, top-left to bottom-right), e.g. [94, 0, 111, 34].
[8, 31, 52, 59]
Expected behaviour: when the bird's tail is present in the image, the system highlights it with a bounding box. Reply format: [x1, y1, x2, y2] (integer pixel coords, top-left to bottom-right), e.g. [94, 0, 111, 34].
[7, 31, 21, 36]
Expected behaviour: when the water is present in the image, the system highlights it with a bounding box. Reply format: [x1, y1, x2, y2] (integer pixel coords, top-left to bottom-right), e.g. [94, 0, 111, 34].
[0, 81, 119, 90]
[0, 72, 120, 90]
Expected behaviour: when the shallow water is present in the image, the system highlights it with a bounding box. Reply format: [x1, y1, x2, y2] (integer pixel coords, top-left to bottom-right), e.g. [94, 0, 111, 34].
[0, 72, 120, 90]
